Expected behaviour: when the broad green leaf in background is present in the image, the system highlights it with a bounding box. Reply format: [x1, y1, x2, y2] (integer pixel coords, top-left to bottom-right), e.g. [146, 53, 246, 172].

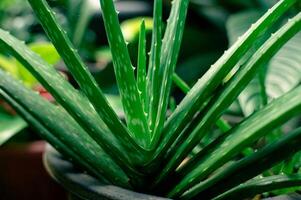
[0, 112, 27, 146]
[121, 17, 153, 42]
[227, 10, 301, 116]
[0, 55, 18, 77]
[0, 42, 61, 87]
[214, 174, 301, 200]
[28, 42, 61, 65]
[17, 42, 62, 87]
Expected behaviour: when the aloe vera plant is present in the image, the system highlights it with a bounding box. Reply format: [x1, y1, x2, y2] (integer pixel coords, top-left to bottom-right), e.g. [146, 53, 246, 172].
[2, 0, 301, 199]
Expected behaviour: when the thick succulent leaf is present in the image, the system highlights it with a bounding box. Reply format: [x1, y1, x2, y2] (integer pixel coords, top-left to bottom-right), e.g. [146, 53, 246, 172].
[168, 82, 301, 197]
[27, 0, 149, 151]
[0, 29, 145, 181]
[98, 0, 151, 147]
[228, 11, 301, 116]
[172, 73, 231, 132]
[151, 0, 190, 144]
[137, 20, 147, 110]
[182, 126, 301, 199]
[146, 0, 163, 132]
[0, 112, 27, 146]
[149, 0, 297, 167]
[163, 12, 301, 196]
[0, 90, 109, 183]
[17, 42, 61, 87]
[213, 175, 301, 200]
[0, 69, 130, 188]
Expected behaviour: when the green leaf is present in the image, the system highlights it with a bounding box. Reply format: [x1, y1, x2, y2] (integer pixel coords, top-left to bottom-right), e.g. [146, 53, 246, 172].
[172, 73, 190, 94]
[0, 42, 61, 87]
[165, 11, 301, 197]
[181, 126, 301, 199]
[228, 11, 301, 116]
[121, 17, 153, 42]
[169, 83, 301, 198]
[28, 42, 61, 65]
[0, 29, 145, 183]
[151, 0, 190, 144]
[17, 42, 61, 87]
[72, 0, 98, 47]
[0, 112, 27, 146]
[27, 0, 150, 152]
[214, 175, 301, 200]
[0, 55, 19, 78]
[137, 19, 147, 110]
[0, 69, 130, 188]
[226, 11, 264, 45]
[172, 73, 231, 132]
[146, 0, 163, 133]
[105, 94, 124, 118]
[148, 0, 297, 173]
[97, 0, 151, 148]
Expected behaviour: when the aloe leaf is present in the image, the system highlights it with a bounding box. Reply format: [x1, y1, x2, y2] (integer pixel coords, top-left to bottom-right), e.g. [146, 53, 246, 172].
[228, 11, 301, 116]
[213, 175, 301, 200]
[0, 29, 145, 182]
[151, 0, 190, 144]
[16, 42, 61, 87]
[172, 73, 231, 132]
[150, 0, 297, 166]
[165, 12, 301, 197]
[0, 90, 108, 183]
[27, 0, 150, 150]
[168, 81, 301, 197]
[182, 126, 301, 199]
[0, 112, 27, 146]
[2, 91, 115, 185]
[137, 19, 147, 109]
[146, 0, 162, 132]
[98, 0, 151, 147]
[0, 70, 130, 188]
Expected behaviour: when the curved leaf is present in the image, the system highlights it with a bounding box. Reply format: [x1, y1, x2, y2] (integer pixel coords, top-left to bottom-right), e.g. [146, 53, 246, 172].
[0, 29, 144, 182]
[148, 0, 297, 170]
[27, 0, 150, 151]
[0, 112, 27, 146]
[165, 11, 301, 197]
[227, 10, 301, 116]
[0, 69, 130, 188]
[214, 175, 301, 200]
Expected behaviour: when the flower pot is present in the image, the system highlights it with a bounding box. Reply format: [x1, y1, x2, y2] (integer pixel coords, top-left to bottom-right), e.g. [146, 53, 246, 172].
[0, 141, 67, 200]
[43, 145, 171, 200]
